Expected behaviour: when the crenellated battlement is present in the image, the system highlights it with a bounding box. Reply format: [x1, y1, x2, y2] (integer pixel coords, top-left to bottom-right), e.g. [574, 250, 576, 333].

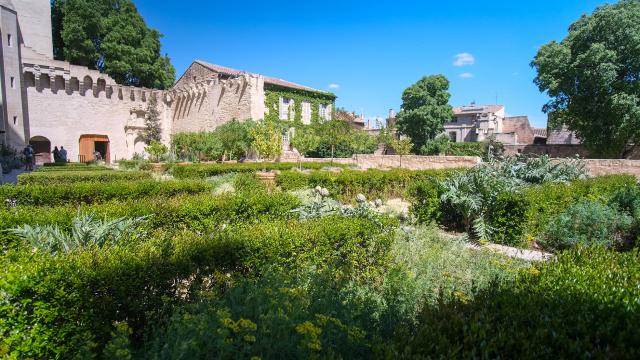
[22, 63, 167, 104]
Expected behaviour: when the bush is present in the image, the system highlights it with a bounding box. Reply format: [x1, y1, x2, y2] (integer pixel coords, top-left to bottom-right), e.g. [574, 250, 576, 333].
[406, 178, 444, 223]
[17, 170, 152, 185]
[0, 217, 393, 358]
[399, 247, 640, 358]
[487, 191, 529, 246]
[172, 162, 347, 179]
[0, 191, 300, 249]
[277, 168, 459, 202]
[537, 200, 633, 251]
[35, 165, 111, 172]
[0, 179, 212, 206]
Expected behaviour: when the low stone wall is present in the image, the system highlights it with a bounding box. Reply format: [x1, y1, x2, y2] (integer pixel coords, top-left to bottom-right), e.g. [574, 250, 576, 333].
[582, 159, 640, 177]
[302, 155, 481, 170]
[504, 144, 590, 158]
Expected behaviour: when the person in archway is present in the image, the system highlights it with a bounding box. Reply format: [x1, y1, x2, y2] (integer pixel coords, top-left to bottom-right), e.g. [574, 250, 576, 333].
[52, 146, 60, 163]
[59, 146, 67, 162]
[23, 144, 34, 171]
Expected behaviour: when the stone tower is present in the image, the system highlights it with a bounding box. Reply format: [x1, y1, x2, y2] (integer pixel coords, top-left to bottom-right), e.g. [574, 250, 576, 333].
[12, 0, 53, 58]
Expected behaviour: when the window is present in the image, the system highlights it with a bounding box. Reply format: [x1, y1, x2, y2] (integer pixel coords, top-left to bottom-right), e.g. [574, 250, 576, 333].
[301, 102, 311, 124]
[13, 116, 17, 125]
[10, 77, 15, 88]
[279, 97, 291, 120]
[319, 103, 331, 121]
[7, 34, 12, 47]
[451, 116, 458, 123]
[448, 131, 457, 143]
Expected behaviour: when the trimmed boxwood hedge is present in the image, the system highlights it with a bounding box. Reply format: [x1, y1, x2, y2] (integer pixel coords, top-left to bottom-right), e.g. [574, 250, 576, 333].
[0, 191, 300, 249]
[172, 162, 348, 179]
[0, 217, 393, 358]
[17, 170, 152, 185]
[0, 179, 212, 206]
[36, 165, 111, 172]
[276, 168, 460, 201]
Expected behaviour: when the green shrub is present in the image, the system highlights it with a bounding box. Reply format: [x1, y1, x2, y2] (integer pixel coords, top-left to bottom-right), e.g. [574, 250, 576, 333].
[277, 168, 458, 202]
[0, 192, 300, 249]
[487, 191, 530, 246]
[172, 162, 347, 179]
[36, 163, 110, 172]
[17, 170, 151, 185]
[0, 179, 212, 206]
[407, 178, 444, 223]
[399, 247, 640, 358]
[537, 200, 633, 251]
[0, 217, 393, 358]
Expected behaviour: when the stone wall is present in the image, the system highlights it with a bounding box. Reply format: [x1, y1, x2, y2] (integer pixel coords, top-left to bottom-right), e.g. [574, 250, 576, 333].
[504, 144, 590, 158]
[26, 86, 169, 162]
[582, 159, 640, 177]
[303, 154, 481, 170]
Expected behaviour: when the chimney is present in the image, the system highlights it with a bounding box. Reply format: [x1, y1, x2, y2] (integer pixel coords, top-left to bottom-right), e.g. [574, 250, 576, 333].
[388, 109, 395, 119]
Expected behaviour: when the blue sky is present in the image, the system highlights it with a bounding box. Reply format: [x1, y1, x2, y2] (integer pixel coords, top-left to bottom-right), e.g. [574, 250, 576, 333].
[135, 0, 613, 128]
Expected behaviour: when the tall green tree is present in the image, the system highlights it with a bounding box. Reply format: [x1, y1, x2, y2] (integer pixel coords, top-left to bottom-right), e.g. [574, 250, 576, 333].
[141, 94, 162, 144]
[395, 75, 453, 152]
[216, 120, 256, 160]
[532, 0, 640, 157]
[51, 0, 175, 89]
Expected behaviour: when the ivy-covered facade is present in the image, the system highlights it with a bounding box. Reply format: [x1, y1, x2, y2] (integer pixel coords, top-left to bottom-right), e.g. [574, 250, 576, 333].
[264, 84, 336, 125]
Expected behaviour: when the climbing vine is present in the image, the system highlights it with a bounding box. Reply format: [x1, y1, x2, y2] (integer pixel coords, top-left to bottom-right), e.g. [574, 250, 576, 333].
[264, 85, 336, 126]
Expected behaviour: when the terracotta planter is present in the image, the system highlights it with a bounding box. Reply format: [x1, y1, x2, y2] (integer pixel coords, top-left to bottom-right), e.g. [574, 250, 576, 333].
[256, 171, 277, 192]
[151, 163, 164, 173]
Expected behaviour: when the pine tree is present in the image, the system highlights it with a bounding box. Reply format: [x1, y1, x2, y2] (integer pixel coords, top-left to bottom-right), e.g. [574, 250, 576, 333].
[141, 94, 162, 143]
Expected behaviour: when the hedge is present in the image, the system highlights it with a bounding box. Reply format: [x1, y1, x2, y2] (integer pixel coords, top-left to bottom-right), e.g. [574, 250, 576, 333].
[488, 175, 637, 245]
[0, 179, 212, 206]
[0, 191, 300, 248]
[17, 170, 152, 185]
[36, 165, 111, 172]
[42, 162, 90, 168]
[400, 247, 640, 358]
[0, 217, 394, 358]
[276, 168, 460, 201]
[172, 162, 348, 179]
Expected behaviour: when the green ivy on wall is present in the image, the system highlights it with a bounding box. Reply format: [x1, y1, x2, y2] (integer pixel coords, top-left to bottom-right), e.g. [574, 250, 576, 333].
[264, 85, 336, 126]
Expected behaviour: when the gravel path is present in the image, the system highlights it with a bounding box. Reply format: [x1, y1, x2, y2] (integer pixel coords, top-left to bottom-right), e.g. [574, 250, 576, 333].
[465, 242, 554, 262]
[1, 169, 28, 185]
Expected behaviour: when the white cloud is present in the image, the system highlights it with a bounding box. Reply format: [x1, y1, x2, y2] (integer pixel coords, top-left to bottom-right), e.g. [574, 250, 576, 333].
[453, 53, 475, 67]
[328, 83, 340, 89]
[459, 72, 474, 79]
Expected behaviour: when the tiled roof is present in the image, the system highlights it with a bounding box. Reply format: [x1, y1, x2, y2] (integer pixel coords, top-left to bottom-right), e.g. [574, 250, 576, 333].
[453, 104, 504, 115]
[194, 60, 331, 95]
[533, 128, 547, 137]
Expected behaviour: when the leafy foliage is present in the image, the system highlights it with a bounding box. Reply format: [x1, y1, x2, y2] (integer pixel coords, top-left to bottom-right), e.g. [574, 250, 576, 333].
[172, 120, 256, 162]
[395, 75, 454, 151]
[17, 170, 151, 185]
[141, 94, 162, 143]
[532, 0, 640, 157]
[51, 0, 175, 89]
[9, 213, 148, 255]
[251, 119, 282, 160]
[144, 141, 168, 162]
[538, 200, 633, 251]
[439, 155, 587, 240]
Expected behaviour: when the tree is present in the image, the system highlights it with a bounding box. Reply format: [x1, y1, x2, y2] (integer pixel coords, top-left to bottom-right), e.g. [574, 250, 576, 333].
[216, 120, 255, 160]
[290, 125, 321, 157]
[532, 0, 640, 158]
[317, 120, 353, 162]
[395, 75, 454, 152]
[141, 94, 162, 144]
[250, 119, 282, 161]
[145, 141, 167, 162]
[51, 0, 175, 89]
[391, 138, 413, 168]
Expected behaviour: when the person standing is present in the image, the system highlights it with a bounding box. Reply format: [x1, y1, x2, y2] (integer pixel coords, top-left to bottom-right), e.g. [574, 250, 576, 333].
[52, 146, 60, 163]
[23, 144, 34, 171]
[59, 146, 67, 162]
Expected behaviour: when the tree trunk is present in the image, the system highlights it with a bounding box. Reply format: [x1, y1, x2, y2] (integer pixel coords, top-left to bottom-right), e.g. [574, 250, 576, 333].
[331, 145, 335, 164]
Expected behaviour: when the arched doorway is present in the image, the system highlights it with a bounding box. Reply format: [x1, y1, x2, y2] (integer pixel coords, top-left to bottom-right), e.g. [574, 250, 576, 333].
[29, 136, 51, 165]
[79, 134, 110, 163]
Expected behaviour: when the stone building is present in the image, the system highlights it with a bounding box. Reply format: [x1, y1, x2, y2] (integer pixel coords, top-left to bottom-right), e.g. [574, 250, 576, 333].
[0, 0, 334, 164]
[443, 103, 545, 145]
